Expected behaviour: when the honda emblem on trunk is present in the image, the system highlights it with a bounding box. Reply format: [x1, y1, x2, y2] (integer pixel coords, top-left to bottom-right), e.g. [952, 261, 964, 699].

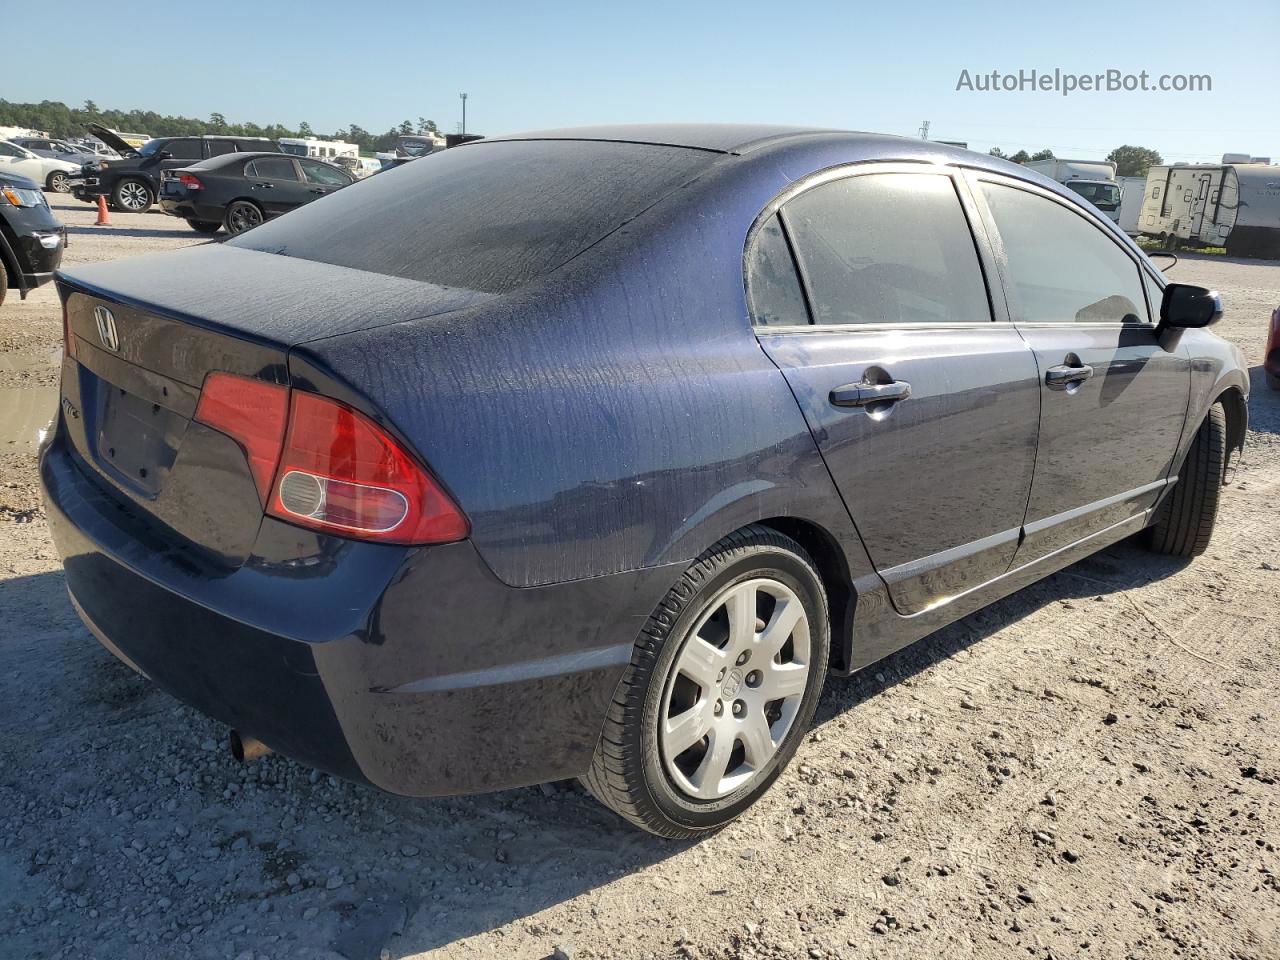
[93, 305, 119, 352]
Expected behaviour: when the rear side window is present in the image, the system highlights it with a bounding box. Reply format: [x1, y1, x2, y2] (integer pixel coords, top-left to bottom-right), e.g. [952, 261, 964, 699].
[206, 140, 237, 157]
[245, 157, 299, 181]
[981, 182, 1145, 324]
[746, 214, 809, 326]
[782, 173, 991, 326]
[165, 139, 202, 160]
[229, 140, 717, 294]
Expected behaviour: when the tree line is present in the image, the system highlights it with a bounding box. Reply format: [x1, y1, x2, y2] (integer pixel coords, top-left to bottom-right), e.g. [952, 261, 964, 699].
[0, 100, 441, 155]
[987, 144, 1164, 178]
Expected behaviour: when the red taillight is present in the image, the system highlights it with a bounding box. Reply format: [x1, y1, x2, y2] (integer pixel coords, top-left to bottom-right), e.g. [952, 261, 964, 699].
[62, 300, 76, 359]
[271, 391, 466, 544]
[178, 174, 203, 190]
[194, 375, 467, 544]
[194, 373, 289, 502]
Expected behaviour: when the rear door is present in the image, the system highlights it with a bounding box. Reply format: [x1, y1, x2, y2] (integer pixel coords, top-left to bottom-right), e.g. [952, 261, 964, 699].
[243, 157, 311, 216]
[969, 173, 1189, 563]
[753, 165, 1042, 616]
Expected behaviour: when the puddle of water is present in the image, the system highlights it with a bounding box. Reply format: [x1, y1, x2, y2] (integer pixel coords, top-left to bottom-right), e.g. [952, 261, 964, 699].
[0, 346, 61, 451]
[0, 384, 58, 451]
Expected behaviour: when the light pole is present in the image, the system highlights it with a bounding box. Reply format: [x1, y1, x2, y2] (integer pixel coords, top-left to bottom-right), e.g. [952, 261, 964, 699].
[460, 93, 468, 136]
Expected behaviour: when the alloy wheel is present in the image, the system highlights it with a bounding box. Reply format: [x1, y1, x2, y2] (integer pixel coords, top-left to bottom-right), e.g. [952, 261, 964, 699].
[49, 173, 70, 193]
[659, 577, 810, 800]
[228, 204, 263, 234]
[118, 181, 150, 211]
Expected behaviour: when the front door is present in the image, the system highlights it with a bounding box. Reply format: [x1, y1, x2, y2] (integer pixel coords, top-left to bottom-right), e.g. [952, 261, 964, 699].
[750, 167, 1042, 616]
[971, 174, 1190, 562]
[297, 159, 352, 207]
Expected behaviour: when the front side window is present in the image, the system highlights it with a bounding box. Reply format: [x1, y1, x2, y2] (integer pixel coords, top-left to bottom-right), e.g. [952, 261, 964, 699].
[300, 161, 349, 186]
[781, 172, 991, 326]
[981, 181, 1145, 324]
[746, 214, 808, 326]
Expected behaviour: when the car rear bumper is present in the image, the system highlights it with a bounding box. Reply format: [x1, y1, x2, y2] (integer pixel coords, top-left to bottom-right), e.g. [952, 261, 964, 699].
[40, 422, 677, 795]
[159, 196, 221, 223]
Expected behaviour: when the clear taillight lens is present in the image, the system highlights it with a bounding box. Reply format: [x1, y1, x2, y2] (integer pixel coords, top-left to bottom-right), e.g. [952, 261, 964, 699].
[266, 391, 467, 544]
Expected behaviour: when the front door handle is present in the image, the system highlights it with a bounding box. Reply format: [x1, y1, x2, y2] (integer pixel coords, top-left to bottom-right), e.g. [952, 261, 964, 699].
[830, 379, 912, 408]
[1044, 363, 1094, 389]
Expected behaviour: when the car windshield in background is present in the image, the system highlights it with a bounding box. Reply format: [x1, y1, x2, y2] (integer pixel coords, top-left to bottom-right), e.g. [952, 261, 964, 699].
[228, 139, 718, 294]
[1067, 181, 1121, 209]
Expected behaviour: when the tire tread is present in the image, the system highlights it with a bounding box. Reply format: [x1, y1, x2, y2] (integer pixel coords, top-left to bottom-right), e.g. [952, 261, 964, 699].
[1148, 404, 1226, 558]
[582, 524, 824, 839]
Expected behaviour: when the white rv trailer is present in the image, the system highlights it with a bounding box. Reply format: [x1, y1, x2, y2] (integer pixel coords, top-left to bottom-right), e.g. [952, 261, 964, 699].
[1117, 176, 1146, 236]
[278, 137, 360, 162]
[1137, 160, 1280, 256]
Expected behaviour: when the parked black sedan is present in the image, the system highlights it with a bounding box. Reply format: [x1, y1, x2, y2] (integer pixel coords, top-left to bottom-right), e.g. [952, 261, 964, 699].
[160, 152, 355, 234]
[42, 126, 1247, 837]
[0, 169, 65, 311]
[73, 123, 282, 214]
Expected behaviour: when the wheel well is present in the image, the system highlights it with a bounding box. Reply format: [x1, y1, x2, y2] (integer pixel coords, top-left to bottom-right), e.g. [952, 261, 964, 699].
[1216, 387, 1247, 460]
[756, 517, 856, 674]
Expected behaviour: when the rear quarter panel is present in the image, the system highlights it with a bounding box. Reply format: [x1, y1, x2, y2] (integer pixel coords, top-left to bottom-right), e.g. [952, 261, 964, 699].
[296, 157, 876, 590]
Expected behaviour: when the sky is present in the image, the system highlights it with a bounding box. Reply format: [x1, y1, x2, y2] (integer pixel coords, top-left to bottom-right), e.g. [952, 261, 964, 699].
[7, 0, 1279, 164]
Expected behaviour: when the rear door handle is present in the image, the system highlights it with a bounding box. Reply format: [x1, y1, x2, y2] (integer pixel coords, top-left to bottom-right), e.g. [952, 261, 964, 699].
[830, 380, 912, 408]
[1045, 363, 1094, 389]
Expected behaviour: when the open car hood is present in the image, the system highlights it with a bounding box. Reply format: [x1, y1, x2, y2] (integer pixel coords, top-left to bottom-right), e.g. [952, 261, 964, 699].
[87, 123, 140, 157]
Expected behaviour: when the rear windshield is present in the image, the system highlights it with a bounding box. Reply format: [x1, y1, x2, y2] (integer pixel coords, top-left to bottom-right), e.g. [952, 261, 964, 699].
[228, 139, 717, 294]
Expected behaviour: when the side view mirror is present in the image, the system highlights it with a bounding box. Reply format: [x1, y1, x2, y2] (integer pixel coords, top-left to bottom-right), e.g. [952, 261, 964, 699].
[158, 150, 173, 159]
[1160, 283, 1222, 331]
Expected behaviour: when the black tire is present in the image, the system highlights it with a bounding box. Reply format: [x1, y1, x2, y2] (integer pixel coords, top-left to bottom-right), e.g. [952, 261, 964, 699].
[111, 178, 153, 213]
[582, 525, 830, 838]
[0, 256, 8, 309]
[1147, 404, 1226, 557]
[186, 219, 221, 235]
[224, 201, 264, 235]
[46, 171, 71, 194]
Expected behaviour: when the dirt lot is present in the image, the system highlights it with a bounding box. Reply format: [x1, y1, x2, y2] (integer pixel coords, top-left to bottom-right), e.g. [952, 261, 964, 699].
[1, 194, 1278, 960]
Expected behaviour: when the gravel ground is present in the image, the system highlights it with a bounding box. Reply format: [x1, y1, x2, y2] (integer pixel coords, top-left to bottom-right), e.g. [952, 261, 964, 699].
[1, 194, 1278, 960]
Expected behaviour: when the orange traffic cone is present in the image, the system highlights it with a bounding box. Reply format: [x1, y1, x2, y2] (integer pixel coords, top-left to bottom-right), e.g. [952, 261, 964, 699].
[95, 195, 110, 226]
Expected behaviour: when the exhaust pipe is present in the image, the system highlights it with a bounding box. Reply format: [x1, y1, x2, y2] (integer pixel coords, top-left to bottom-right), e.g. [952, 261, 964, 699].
[228, 730, 271, 763]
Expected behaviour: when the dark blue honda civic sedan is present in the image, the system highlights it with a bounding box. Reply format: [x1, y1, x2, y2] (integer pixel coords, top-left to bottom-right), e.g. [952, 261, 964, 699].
[41, 125, 1247, 836]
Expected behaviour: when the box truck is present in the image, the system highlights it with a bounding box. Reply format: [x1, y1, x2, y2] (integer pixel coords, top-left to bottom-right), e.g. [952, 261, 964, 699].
[1137, 160, 1280, 257]
[1022, 158, 1121, 223]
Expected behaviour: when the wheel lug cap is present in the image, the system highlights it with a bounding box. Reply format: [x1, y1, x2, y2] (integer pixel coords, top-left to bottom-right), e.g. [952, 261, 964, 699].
[714, 700, 724, 716]
[732, 700, 745, 717]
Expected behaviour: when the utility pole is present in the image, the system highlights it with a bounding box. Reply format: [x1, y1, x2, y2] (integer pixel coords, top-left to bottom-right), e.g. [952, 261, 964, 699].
[919, 120, 930, 140]
[460, 93, 468, 136]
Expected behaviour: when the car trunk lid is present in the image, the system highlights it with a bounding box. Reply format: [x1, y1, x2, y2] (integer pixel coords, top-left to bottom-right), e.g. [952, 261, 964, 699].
[57, 247, 493, 565]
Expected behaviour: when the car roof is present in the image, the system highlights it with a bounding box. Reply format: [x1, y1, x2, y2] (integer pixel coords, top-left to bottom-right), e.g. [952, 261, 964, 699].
[485, 123, 846, 154]
[482, 124, 1089, 191]
[180, 151, 316, 170]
